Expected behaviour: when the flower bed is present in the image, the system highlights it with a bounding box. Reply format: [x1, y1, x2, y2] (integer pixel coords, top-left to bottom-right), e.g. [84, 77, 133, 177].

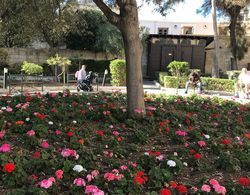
[0, 92, 249, 194]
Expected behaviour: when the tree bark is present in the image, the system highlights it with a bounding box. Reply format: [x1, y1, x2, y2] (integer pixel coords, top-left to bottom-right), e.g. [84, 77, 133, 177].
[93, 0, 145, 117]
[211, 0, 220, 78]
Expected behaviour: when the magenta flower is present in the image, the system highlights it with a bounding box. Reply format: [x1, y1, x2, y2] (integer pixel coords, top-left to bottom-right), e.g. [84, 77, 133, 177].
[0, 143, 10, 153]
[197, 141, 206, 147]
[85, 185, 104, 195]
[41, 140, 49, 148]
[176, 130, 188, 136]
[73, 178, 86, 186]
[86, 174, 93, 182]
[104, 173, 116, 181]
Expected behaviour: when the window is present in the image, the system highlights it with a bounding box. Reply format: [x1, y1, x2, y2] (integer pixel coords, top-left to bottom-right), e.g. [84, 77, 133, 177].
[158, 28, 168, 35]
[182, 26, 193, 35]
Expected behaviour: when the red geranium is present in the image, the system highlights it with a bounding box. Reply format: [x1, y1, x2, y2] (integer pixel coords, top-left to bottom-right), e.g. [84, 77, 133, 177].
[134, 171, 148, 185]
[238, 177, 249, 186]
[3, 163, 15, 173]
[160, 188, 171, 195]
[170, 181, 177, 188]
[67, 132, 73, 137]
[193, 153, 202, 159]
[220, 139, 231, 145]
[177, 184, 187, 194]
[33, 151, 40, 158]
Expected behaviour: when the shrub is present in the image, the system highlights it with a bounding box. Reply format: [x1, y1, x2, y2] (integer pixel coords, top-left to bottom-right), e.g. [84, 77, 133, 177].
[159, 73, 235, 92]
[110, 59, 126, 86]
[21, 61, 43, 75]
[167, 61, 189, 76]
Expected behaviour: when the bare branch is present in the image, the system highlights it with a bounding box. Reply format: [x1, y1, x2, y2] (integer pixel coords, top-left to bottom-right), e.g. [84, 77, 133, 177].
[92, 0, 120, 26]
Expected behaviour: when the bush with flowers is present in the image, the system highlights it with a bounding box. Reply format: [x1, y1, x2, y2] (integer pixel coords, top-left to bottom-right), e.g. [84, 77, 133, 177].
[0, 91, 249, 194]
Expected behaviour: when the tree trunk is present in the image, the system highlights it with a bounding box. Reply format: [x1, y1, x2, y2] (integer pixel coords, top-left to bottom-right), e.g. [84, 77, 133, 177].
[93, 0, 145, 117]
[229, 11, 240, 70]
[211, 0, 220, 78]
[120, 13, 145, 117]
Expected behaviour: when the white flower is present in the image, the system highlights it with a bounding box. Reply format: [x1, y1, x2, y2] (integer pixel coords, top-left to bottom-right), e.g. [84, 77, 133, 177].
[167, 160, 176, 167]
[72, 120, 77, 124]
[1, 107, 6, 110]
[48, 121, 53, 125]
[204, 134, 210, 139]
[156, 155, 164, 161]
[183, 162, 188, 166]
[87, 102, 91, 106]
[73, 165, 84, 172]
[144, 152, 149, 156]
[25, 118, 30, 122]
[174, 152, 178, 156]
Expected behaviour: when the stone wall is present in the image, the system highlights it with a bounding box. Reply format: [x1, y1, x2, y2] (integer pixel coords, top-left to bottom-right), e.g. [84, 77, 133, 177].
[2, 48, 120, 65]
[205, 36, 250, 74]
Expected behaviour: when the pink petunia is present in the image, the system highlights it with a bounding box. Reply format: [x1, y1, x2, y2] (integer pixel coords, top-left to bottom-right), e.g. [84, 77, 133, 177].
[86, 174, 93, 182]
[201, 184, 211, 192]
[6, 106, 13, 112]
[91, 170, 99, 177]
[40, 179, 53, 189]
[104, 173, 116, 181]
[214, 185, 226, 195]
[0, 143, 10, 153]
[176, 130, 188, 136]
[120, 165, 128, 170]
[209, 179, 219, 187]
[73, 178, 86, 186]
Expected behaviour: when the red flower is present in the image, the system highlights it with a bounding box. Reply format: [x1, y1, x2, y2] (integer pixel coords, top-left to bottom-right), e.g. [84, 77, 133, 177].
[189, 149, 196, 154]
[159, 122, 165, 127]
[51, 108, 58, 113]
[238, 177, 249, 186]
[117, 137, 122, 142]
[160, 188, 171, 195]
[193, 153, 202, 159]
[67, 132, 73, 137]
[166, 119, 170, 124]
[95, 130, 104, 136]
[15, 121, 24, 125]
[165, 127, 170, 133]
[185, 118, 190, 125]
[36, 113, 46, 120]
[33, 151, 40, 158]
[146, 111, 153, 117]
[3, 163, 15, 173]
[170, 181, 177, 188]
[244, 133, 250, 140]
[134, 171, 148, 185]
[25, 97, 32, 101]
[177, 184, 187, 194]
[155, 151, 161, 156]
[220, 139, 231, 145]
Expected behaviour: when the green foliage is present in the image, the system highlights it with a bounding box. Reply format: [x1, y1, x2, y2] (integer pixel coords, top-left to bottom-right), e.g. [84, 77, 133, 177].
[159, 73, 235, 92]
[110, 59, 126, 86]
[21, 61, 43, 75]
[65, 9, 124, 55]
[167, 61, 189, 76]
[47, 54, 71, 68]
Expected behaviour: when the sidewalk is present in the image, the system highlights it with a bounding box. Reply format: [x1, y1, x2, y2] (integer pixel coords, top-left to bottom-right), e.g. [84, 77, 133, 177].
[0, 81, 249, 104]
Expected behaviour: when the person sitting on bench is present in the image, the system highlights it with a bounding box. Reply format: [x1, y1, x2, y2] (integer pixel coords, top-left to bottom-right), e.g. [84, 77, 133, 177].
[234, 68, 250, 99]
[184, 71, 202, 94]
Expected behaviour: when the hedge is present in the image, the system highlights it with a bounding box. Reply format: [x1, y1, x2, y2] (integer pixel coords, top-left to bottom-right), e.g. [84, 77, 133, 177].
[158, 72, 235, 92]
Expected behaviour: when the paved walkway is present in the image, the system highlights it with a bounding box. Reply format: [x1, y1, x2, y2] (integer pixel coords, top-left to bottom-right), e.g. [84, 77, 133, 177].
[0, 80, 249, 104]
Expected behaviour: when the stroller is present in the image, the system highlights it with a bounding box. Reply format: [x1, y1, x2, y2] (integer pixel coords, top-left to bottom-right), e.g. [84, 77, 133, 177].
[77, 71, 94, 92]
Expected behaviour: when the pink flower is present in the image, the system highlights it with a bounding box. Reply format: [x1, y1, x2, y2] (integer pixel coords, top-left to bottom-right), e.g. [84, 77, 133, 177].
[129, 162, 137, 167]
[48, 177, 55, 183]
[146, 106, 156, 111]
[55, 130, 61, 135]
[26, 130, 35, 137]
[209, 179, 219, 186]
[201, 184, 211, 192]
[91, 170, 99, 177]
[73, 178, 86, 186]
[41, 140, 49, 148]
[6, 106, 13, 112]
[197, 141, 206, 147]
[0, 143, 10, 152]
[104, 173, 116, 181]
[85, 185, 104, 195]
[86, 174, 93, 182]
[0, 131, 6, 139]
[134, 108, 144, 114]
[40, 179, 53, 189]
[214, 185, 226, 195]
[120, 165, 128, 170]
[55, 169, 63, 179]
[61, 148, 77, 158]
[176, 130, 188, 136]
[112, 131, 119, 136]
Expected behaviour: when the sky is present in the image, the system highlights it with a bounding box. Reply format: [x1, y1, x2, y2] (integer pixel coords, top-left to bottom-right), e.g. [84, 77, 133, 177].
[138, 0, 213, 22]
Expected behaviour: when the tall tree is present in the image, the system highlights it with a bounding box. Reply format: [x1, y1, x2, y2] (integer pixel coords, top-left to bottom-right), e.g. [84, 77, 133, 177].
[211, 0, 220, 77]
[198, 0, 250, 70]
[93, 0, 183, 117]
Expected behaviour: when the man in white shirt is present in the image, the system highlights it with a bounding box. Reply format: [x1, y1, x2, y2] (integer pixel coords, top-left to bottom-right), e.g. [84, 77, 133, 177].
[234, 68, 250, 98]
[75, 65, 87, 82]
